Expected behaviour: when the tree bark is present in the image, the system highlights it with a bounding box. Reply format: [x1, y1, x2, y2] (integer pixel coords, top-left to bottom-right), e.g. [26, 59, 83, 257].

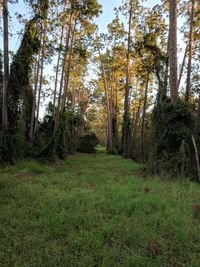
[61, 17, 77, 112]
[97, 47, 113, 153]
[53, 24, 64, 119]
[130, 102, 141, 159]
[122, 1, 132, 157]
[0, 1, 2, 20]
[185, 0, 195, 102]
[140, 72, 149, 161]
[112, 71, 118, 148]
[163, 32, 170, 98]
[35, 19, 47, 133]
[178, 44, 188, 91]
[29, 52, 41, 142]
[192, 135, 200, 182]
[52, 1, 67, 119]
[54, 11, 73, 133]
[197, 94, 200, 121]
[2, 0, 9, 130]
[169, 0, 178, 103]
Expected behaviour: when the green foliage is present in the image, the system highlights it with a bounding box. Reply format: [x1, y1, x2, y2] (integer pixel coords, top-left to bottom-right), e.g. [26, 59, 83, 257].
[151, 98, 195, 175]
[77, 133, 98, 153]
[64, 110, 82, 154]
[72, 0, 102, 19]
[0, 152, 200, 266]
[152, 99, 194, 153]
[0, 131, 16, 164]
[0, 16, 40, 163]
[8, 16, 40, 129]
[31, 105, 83, 160]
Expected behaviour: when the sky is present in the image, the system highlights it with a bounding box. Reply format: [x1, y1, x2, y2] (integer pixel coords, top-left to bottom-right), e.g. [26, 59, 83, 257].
[95, 0, 121, 33]
[95, 0, 160, 33]
[5, 0, 161, 51]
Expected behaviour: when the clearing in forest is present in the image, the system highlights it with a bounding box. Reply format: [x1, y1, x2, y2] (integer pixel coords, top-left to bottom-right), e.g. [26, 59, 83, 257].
[0, 148, 200, 266]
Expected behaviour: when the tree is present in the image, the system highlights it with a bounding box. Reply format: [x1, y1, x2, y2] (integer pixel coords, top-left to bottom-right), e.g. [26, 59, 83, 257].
[121, 0, 133, 158]
[34, 0, 49, 133]
[96, 38, 113, 153]
[185, 0, 195, 102]
[2, 0, 9, 130]
[169, 0, 178, 103]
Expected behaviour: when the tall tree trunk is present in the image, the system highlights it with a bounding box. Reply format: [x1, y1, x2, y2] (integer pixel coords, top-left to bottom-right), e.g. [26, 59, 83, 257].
[0, 1, 2, 20]
[169, 0, 178, 103]
[53, 24, 64, 119]
[197, 94, 200, 121]
[115, 77, 119, 146]
[130, 102, 141, 159]
[34, 19, 47, 133]
[2, 0, 9, 130]
[122, 1, 132, 157]
[97, 47, 113, 153]
[52, 1, 67, 119]
[110, 78, 114, 147]
[112, 72, 118, 148]
[140, 72, 149, 161]
[185, 0, 195, 102]
[163, 32, 170, 99]
[178, 44, 188, 91]
[29, 52, 41, 142]
[61, 17, 77, 112]
[54, 11, 73, 133]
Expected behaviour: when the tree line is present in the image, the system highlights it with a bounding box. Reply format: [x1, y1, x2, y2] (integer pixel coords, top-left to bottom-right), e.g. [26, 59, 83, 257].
[0, 0, 101, 162]
[0, 0, 200, 180]
[90, 0, 200, 179]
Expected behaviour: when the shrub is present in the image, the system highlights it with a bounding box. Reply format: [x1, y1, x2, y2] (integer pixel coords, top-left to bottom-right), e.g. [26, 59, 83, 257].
[77, 133, 98, 153]
[151, 98, 195, 176]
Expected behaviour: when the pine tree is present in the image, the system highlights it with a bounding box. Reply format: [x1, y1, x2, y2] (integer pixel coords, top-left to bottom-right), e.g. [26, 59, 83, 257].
[2, 0, 9, 130]
[169, 0, 178, 102]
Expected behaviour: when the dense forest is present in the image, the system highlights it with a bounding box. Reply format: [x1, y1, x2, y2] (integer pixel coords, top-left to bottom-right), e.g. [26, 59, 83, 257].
[0, 0, 200, 176]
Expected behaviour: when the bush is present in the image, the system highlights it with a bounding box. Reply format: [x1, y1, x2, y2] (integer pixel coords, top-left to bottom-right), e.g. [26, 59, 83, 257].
[150, 98, 195, 176]
[77, 133, 98, 153]
[0, 130, 17, 164]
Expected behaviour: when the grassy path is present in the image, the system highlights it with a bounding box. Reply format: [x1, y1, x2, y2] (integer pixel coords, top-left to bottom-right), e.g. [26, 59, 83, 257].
[0, 149, 200, 266]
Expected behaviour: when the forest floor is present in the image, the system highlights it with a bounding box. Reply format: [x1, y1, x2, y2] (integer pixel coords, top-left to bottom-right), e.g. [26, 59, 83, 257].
[0, 147, 200, 267]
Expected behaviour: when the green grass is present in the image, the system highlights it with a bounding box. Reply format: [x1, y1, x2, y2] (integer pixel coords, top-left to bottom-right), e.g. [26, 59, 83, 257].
[0, 149, 200, 267]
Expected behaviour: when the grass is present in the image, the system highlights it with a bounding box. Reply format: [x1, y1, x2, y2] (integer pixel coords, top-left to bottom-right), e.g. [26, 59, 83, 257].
[0, 147, 200, 266]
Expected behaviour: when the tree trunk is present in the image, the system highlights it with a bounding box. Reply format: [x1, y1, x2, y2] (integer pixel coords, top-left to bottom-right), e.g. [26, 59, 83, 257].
[178, 44, 188, 91]
[112, 72, 118, 148]
[169, 0, 178, 103]
[97, 47, 113, 153]
[163, 32, 170, 98]
[0, 1, 2, 20]
[2, 0, 9, 130]
[122, 1, 132, 157]
[54, 11, 73, 133]
[52, 1, 67, 119]
[197, 94, 200, 121]
[185, 0, 195, 102]
[192, 135, 200, 182]
[130, 103, 141, 159]
[53, 24, 64, 119]
[140, 72, 149, 161]
[29, 52, 41, 142]
[61, 17, 77, 112]
[35, 19, 47, 133]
